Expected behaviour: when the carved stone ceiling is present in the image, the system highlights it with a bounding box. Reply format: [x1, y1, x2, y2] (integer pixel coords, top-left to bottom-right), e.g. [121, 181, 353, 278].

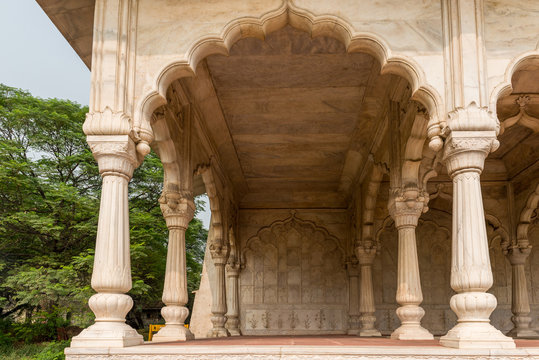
[202, 26, 396, 208]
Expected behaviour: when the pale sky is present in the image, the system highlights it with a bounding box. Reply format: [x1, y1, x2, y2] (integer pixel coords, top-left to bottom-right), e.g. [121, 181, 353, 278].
[0, 0, 211, 228]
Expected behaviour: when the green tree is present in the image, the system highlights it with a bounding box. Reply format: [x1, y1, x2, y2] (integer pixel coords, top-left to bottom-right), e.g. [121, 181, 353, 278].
[0, 84, 207, 341]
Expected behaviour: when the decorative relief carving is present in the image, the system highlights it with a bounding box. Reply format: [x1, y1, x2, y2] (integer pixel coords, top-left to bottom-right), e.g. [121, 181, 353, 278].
[159, 190, 195, 229]
[240, 213, 347, 334]
[500, 95, 539, 134]
[87, 135, 139, 178]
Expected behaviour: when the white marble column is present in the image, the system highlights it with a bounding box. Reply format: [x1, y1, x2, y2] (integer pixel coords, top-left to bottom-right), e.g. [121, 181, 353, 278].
[506, 245, 538, 338]
[439, 129, 515, 349]
[71, 135, 143, 348]
[207, 244, 230, 337]
[356, 246, 381, 337]
[225, 262, 242, 336]
[153, 191, 195, 342]
[388, 192, 433, 340]
[346, 257, 360, 335]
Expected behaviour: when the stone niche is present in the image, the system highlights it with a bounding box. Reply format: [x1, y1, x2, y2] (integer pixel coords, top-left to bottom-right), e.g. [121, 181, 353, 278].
[239, 211, 348, 335]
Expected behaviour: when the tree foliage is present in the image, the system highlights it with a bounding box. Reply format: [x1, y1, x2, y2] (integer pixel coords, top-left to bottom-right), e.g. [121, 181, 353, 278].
[0, 84, 207, 340]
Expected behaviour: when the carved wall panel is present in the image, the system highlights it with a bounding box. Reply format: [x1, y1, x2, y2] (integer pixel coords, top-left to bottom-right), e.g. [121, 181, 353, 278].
[240, 213, 348, 335]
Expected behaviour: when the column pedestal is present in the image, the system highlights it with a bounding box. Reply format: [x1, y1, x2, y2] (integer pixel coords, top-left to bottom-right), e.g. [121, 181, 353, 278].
[439, 129, 515, 349]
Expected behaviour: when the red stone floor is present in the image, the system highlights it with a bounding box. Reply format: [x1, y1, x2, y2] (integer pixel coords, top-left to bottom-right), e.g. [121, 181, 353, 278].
[145, 335, 539, 348]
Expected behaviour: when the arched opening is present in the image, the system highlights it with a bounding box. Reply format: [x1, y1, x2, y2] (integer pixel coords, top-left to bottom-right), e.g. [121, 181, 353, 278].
[148, 18, 440, 338]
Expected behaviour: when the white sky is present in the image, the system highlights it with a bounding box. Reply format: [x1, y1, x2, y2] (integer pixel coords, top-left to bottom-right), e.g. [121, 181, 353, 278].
[0, 0, 211, 229]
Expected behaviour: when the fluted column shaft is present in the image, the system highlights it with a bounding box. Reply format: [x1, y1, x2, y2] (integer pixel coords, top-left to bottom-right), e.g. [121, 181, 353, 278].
[226, 264, 241, 336]
[440, 130, 515, 349]
[506, 246, 537, 338]
[71, 135, 143, 348]
[153, 192, 195, 342]
[356, 246, 381, 337]
[346, 259, 360, 335]
[388, 194, 433, 340]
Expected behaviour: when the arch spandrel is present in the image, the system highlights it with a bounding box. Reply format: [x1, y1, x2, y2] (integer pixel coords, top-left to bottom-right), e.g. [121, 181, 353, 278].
[133, 1, 445, 143]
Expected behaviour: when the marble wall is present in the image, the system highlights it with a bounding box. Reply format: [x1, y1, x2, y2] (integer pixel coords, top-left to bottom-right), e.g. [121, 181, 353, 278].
[238, 210, 349, 335]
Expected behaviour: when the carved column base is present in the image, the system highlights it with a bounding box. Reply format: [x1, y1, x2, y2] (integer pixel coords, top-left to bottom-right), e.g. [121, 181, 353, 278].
[507, 316, 539, 338]
[70, 322, 143, 348]
[347, 315, 360, 335]
[226, 317, 242, 336]
[359, 329, 382, 337]
[152, 325, 194, 342]
[391, 305, 433, 340]
[207, 315, 230, 338]
[440, 322, 516, 349]
[440, 292, 515, 348]
[358, 314, 381, 337]
[153, 305, 194, 342]
[71, 293, 142, 348]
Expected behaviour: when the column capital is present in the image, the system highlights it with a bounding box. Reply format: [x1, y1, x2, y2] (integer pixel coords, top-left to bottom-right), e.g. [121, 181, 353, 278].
[442, 105, 500, 177]
[159, 191, 195, 230]
[226, 262, 241, 277]
[345, 256, 360, 276]
[506, 245, 532, 266]
[87, 135, 139, 179]
[443, 131, 499, 176]
[356, 246, 378, 266]
[388, 188, 427, 229]
[210, 243, 230, 265]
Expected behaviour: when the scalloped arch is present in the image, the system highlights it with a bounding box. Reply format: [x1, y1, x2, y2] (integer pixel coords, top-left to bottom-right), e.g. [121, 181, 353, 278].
[242, 212, 344, 262]
[489, 50, 539, 117]
[516, 182, 539, 245]
[136, 1, 443, 135]
[197, 164, 224, 246]
[375, 216, 450, 247]
[485, 213, 510, 251]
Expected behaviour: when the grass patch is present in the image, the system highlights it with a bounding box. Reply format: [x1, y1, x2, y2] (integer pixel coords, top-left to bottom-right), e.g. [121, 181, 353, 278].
[0, 341, 69, 360]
